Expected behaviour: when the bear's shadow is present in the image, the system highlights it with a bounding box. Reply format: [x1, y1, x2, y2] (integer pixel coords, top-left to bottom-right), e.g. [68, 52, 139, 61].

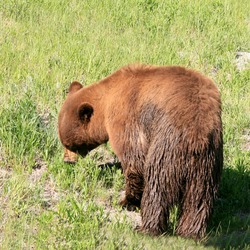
[205, 166, 250, 249]
[99, 160, 250, 249]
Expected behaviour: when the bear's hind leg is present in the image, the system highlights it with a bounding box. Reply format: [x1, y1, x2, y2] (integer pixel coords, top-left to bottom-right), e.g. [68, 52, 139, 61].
[176, 183, 214, 239]
[176, 153, 222, 240]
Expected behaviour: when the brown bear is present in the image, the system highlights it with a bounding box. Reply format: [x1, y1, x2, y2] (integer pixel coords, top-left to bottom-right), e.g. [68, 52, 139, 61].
[58, 64, 223, 239]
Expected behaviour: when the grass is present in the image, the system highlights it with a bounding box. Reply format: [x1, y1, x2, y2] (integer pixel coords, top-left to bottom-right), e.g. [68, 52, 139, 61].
[0, 0, 250, 249]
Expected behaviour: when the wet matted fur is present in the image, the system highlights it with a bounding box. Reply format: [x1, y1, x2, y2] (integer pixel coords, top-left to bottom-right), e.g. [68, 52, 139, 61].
[58, 64, 223, 239]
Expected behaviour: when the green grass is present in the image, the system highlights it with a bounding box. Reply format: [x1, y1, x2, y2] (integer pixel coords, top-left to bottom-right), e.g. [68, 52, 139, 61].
[0, 0, 250, 249]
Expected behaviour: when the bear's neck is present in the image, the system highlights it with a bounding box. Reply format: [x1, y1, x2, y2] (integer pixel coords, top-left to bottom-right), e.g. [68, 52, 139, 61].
[81, 68, 125, 144]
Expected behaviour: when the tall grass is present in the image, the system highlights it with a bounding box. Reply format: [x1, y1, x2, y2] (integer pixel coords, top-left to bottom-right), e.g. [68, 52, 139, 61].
[0, 0, 249, 249]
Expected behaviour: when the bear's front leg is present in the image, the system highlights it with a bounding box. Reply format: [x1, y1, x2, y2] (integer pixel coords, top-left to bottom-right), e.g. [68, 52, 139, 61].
[120, 168, 144, 211]
[63, 147, 78, 164]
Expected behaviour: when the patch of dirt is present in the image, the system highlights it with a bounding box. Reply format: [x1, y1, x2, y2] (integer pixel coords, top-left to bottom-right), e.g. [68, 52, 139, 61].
[38, 108, 51, 127]
[242, 129, 250, 151]
[0, 151, 12, 194]
[0, 167, 12, 191]
[0, 144, 8, 167]
[0, 164, 12, 245]
[29, 158, 59, 208]
[105, 206, 142, 229]
[43, 176, 60, 208]
[236, 52, 250, 71]
[29, 158, 47, 183]
[96, 190, 141, 229]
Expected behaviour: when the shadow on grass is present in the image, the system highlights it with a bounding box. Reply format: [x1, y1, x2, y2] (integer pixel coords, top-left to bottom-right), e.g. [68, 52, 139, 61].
[98, 161, 122, 170]
[206, 167, 250, 249]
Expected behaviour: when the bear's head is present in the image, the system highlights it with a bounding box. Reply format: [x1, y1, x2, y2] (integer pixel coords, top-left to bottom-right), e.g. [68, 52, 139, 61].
[58, 81, 99, 162]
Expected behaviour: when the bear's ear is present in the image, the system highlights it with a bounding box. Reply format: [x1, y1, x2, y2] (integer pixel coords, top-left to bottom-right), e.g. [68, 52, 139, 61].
[78, 103, 94, 123]
[68, 81, 83, 94]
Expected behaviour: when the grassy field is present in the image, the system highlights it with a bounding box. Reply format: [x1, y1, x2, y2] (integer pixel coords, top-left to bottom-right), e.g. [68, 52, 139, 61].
[0, 0, 250, 249]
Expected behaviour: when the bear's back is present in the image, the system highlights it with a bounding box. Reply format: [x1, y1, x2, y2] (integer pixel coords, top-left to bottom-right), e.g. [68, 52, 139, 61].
[105, 65, 221, 152]
[118, 64, 221, 128]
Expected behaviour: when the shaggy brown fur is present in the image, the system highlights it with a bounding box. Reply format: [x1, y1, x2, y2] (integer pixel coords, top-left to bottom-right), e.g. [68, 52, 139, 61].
[58, 64, 223, 239]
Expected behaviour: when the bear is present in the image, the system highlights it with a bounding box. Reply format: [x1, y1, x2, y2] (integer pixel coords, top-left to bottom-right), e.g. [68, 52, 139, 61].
[58, 64, 223, 239]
